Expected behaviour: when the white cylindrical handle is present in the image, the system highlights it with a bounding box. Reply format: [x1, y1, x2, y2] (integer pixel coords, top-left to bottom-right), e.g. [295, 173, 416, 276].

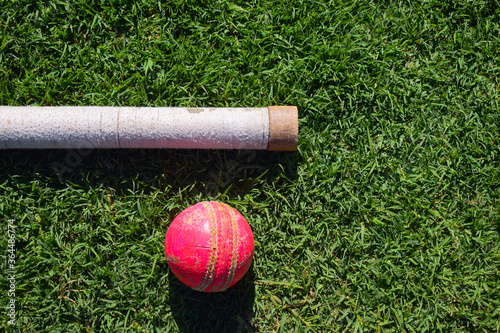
[0, 106, 298, 150]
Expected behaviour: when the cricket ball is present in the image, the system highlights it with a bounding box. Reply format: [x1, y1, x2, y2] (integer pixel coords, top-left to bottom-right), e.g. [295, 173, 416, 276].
[165, 201, 254, 292]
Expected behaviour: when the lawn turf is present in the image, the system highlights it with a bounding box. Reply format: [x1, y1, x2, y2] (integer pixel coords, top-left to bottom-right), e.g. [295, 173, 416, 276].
[0, 0, 499, 332]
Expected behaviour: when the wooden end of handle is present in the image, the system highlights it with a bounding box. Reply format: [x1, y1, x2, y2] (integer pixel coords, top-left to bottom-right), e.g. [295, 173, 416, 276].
[267, 106, 298, 151]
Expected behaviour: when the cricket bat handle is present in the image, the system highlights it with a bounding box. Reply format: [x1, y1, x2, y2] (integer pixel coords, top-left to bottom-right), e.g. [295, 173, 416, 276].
[0, 105, 298, 151]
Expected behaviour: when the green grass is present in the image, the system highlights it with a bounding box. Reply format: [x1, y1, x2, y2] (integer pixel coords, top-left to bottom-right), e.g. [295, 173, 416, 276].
[1, 0, 499, 332]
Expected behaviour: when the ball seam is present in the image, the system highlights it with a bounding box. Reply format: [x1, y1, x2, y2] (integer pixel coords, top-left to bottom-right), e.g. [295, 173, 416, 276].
[221, 205, 240, 291]
[213, 202, 225, 291]
[197, 202, 217, 291]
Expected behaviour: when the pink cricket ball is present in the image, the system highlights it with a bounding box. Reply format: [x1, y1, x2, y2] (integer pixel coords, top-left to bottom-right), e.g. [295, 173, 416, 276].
[165, 201, 254, 292]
